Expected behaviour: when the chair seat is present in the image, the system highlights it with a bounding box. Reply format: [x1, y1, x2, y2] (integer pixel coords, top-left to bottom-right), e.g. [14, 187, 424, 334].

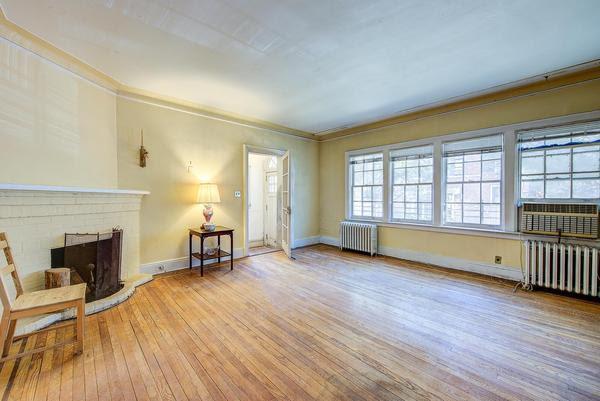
[11, 283, 86, 312]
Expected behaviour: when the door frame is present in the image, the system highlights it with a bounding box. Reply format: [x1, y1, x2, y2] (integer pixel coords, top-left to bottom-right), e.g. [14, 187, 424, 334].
[243, 145, 286, 257]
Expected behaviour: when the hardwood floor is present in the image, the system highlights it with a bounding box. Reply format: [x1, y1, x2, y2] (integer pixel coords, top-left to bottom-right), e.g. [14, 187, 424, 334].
[1, 245, 599, 401]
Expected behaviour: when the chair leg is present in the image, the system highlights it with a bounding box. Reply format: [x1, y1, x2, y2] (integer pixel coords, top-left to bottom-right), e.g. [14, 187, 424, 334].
[0, 313, 10, 358]
[75, 300, 85, 355]
[2, 320, 16, 357]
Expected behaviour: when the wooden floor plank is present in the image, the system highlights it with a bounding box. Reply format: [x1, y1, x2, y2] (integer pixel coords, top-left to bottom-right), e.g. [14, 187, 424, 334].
[1, 245, 599, 401]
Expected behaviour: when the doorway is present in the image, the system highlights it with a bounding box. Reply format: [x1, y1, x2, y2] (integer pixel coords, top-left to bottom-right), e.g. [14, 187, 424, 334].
[247, 152, 282, 256]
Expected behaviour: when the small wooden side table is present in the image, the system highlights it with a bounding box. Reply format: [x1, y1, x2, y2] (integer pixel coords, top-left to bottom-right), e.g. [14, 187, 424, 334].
[189, 226, 234, 276]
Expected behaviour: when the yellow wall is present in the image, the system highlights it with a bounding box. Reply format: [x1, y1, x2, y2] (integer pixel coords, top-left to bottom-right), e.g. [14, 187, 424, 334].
[116, 97, 319, 265]
[320, 79, 600, 269]
[0, 37, 118, 187]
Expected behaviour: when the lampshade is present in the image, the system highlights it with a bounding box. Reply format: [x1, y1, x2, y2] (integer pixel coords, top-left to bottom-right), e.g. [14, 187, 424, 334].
[196, 183, 221, 204]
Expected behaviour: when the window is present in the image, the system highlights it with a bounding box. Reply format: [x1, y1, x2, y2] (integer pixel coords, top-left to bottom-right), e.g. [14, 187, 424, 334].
[390, 145, 433, 222]
[518, 122, 600, 200]
[349, 153, 383, 219]
[267, 174, 277, 193]
[443, 135, 503, 227]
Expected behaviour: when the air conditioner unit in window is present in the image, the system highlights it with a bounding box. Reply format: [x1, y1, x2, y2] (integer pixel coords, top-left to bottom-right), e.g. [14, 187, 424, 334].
[519, 203, 599, 239]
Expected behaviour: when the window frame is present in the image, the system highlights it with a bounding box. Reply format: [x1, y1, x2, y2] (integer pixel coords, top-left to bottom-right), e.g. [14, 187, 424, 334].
[516, 127, 600, 203]
[388, 145, 434, 224]
[347, 151, 385, 221]
[441, 134, 505, 230]
[344, 110, 600, 237]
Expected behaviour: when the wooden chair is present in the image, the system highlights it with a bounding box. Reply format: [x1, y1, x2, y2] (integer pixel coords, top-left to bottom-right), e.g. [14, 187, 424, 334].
[0, 232, 86, 361]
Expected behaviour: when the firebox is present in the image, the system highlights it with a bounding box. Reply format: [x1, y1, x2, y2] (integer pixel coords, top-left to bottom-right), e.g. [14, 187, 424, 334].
[51, 229, 124, 302]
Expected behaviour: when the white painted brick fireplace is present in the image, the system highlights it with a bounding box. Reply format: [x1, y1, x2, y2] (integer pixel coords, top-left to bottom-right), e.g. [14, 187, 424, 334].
[0, 184, 150, 332]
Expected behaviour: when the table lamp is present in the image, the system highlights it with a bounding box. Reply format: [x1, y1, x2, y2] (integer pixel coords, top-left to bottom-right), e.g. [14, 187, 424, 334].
[196, 183, 220, 231]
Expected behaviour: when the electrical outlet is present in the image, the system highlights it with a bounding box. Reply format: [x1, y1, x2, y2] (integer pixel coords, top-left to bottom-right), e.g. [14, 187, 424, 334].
[494, 256, 502, 264]
[234, 191, 241, 198]
[158, 265, 165, 271]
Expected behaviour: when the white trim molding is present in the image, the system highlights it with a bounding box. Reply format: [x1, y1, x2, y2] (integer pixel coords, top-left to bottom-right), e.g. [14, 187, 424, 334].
[0, 183, 149, 196]
[319, 236, 522, 281]
[140, 248, 245, 275]
[293, 236, 321, 248]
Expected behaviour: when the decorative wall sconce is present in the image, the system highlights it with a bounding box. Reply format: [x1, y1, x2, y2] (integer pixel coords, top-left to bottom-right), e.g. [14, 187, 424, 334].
[139, 129, 149, 167]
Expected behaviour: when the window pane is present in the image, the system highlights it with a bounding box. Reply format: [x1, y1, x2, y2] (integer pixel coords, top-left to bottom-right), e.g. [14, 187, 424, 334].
[353, 187, 362, 201]
[393, 203, 405, 219]
[464, 162, 481, 182]
[521, 155, 544, 174]
[481, 182, 500, 204]
[363, 187, 372, 200]
[420, 166, 433, 183]
[482, 159, 501, 181]
[394, 168, 406, 184]
[521, 180, 544, 199]
[373, 186, 383, 201]
[406, 167, 419, 183]
[546, 180, 570, 198]
[573, 150, 599, 172]
[447, 163, 463, 182]
[418, 203, 432, 221]
[373, 202, 383, 218]
[418, 185, 432, 202]
[446, 183, 462, 202]
[573, 179, 600, 199]
[546, 153, 570, 174]
[393, 186, 404, 202]
[463, 204, 480, 224]
[353, 202, 362, 216]
[363, 202, 372, 216]
[463, 183, 480, 203]
[354, 171, 363, 185]
[373, 170, 383, 185]
[364, 170, 373, 185]
[405, 203, 418, 220]
[405, 185, 418, 202]
[446, 204, 462, 223]
[482, 204, 501, 225]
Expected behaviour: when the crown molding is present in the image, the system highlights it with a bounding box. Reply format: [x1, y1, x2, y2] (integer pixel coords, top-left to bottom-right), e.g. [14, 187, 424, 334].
[0, 10, 315, 141]
[317, 62, 600, 141]
[117, 86, 316, 140]
[0, 9, 119, 91]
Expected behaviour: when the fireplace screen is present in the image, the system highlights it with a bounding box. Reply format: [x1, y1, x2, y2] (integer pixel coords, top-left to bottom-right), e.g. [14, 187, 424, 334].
[51, 229, 123, 302]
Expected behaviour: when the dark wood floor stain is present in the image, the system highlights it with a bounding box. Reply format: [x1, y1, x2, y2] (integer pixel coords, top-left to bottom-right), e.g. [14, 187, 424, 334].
[1, 245, 598, 400]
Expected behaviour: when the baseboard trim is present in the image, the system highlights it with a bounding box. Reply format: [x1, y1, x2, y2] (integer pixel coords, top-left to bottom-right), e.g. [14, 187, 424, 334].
[293, 236, 321, 248]
[140, 248, 245, 275]
[318, 236, 522, 281]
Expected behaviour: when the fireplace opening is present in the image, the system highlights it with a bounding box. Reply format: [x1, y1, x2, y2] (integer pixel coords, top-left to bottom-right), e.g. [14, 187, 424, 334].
[51, 229, 124, 302]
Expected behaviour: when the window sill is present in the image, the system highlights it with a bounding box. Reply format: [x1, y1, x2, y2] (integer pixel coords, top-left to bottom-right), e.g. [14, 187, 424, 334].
[347, 219, 523, 240]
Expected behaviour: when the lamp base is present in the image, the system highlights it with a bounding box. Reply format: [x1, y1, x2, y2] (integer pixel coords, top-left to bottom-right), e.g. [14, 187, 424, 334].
[202, 222, 216, 232]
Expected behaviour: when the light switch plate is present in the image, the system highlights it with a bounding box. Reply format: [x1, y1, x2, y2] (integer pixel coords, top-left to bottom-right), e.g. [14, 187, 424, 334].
[234, 191, 241, 198]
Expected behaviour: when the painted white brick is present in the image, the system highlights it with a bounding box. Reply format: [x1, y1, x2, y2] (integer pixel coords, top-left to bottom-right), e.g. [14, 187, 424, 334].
[0, 189, 144, 296]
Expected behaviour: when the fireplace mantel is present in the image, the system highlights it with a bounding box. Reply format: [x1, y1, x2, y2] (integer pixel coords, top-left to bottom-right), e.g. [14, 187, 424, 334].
[0, 183, 151, 335]
[0, 183, 150, 196]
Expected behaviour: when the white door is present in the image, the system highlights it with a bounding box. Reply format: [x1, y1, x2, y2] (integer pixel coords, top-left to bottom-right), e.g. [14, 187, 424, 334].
[281, 151, 292, 257]
[264, 171, 278, 247]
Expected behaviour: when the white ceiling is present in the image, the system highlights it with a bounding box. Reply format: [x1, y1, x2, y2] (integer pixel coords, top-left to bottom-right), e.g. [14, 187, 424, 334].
[2, 0, 600, 134]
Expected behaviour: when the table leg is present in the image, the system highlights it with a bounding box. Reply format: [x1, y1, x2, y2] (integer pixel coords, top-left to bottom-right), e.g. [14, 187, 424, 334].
[200, 236, 204, 277]
[218, 235, 221, 263]
[230, 233, 234, 271]
[189, 234, 192, 269]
